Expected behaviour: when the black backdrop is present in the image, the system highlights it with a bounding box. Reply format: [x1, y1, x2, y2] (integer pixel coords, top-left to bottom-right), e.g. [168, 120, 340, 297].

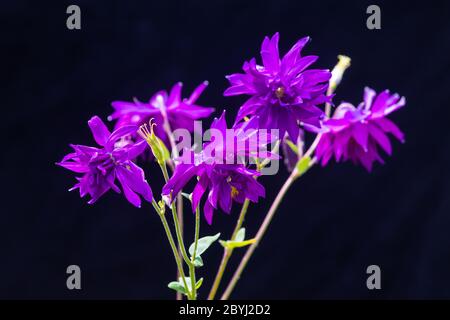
[2, 0, 450, 299]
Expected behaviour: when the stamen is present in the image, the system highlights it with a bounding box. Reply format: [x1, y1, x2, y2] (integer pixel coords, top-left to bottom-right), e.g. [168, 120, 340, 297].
[275, 86, 285, 99]
[137, 118, 157, 141]
[231, 186, 239, 198]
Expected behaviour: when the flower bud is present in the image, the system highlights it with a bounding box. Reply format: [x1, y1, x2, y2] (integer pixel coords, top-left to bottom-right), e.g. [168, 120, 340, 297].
[137, 119, 170, 165]
[330, 55, 351, 91]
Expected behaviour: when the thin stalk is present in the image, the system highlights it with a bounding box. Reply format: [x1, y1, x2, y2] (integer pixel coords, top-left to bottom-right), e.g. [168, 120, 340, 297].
[170, 202, 192, 267]
[303, 133, 322, 159]
[189, 206, 200, 299]
[324, 87, 333, 118]
[221, 171, 297, 300]
[208, 140, 279, 300]
[161, 113, 185, 300]
[170, 201, 197, 300]
[221, 123, 319, 300]
[151, 200, 192, 300]
[220, 55, 350, 300]
[160, 162, 170, 182]
[192, 205, 201, 259]
[208, 199, 250, 300]
[176, 192, 184, 301]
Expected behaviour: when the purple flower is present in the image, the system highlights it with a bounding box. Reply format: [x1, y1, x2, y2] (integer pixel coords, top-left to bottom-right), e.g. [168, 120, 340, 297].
[315, 87, 406, 171]
[109, 81, 214, 143]
[162, 112, 271, 224]
[57, 116, 153, 207]
[224, 32, 332, 141]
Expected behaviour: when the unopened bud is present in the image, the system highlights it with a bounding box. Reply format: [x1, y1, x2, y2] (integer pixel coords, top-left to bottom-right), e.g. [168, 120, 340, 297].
[137, 119, 170, 165]
[330, 55, 351, 91]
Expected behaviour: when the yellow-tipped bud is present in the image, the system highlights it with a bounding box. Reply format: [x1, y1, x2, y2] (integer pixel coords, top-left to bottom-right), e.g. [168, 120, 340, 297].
[137, 119, 170, 165]
[330, 55, 351, 91]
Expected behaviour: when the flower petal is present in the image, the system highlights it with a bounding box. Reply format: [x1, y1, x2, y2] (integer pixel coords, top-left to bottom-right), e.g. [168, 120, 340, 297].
[186, 81, 209, 104]
[117, 172, 141, 208]
[162, 164, 200, 202]
[219, 183, 232, 213]
[107, 125, 138, 149]
[116, 162, 153, 207]
[352, 122, 369, 152]
[260, 32, 280, 73]
[203, 199, 214, 225]
[88, 116, 111, 147]
[375, 118, 405, 142]
[369, 123, 392, 155]
[281, 36, 310, 73]
[167, 82, 183, 107]
[126, 140, 148, 160]
[192, 173, 209, 212]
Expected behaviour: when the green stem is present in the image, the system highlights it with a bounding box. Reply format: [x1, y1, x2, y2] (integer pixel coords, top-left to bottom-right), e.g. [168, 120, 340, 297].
[208, 140, 279, 300]
[231, 199, 250, 239]
[221, 159, 315, 300]
[207, 199, 250, 300]
[219, 55, 349, 300]
[158, 161, 191, 299]
[170, 201, 196, 299]
[170, 202, 192, 267]
[176, 192, 184, 301]
[160, 120, 185, 300]
[189, 206, 200, 299]
[193, 205, 200, 259]
[160, 162, 170, 182]
[220, 171, 297, 300]
[151, 200, 192, 300]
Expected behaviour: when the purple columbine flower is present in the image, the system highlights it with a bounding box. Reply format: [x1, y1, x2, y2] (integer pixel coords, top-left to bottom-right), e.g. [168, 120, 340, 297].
[315, 87, 406, 171]
[109, 81, 215, 143]
[57, 116, 153, 207]
[162, 111, 273, 225]
[224, 32, 332, 141]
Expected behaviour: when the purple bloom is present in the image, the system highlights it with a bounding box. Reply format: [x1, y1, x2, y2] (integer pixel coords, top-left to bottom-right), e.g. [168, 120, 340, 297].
[162, 112, 272, 224]
[315, 87, 406, 171]
[109, 81, 214, 144]
[57, 116, 153, 207]
[224, 32, 332, 141]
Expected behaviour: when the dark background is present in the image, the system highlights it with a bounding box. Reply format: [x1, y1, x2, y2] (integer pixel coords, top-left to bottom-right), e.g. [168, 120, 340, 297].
[2, 0, 450, 299]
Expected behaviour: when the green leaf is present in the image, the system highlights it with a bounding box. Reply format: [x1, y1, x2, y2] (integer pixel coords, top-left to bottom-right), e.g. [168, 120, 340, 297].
[235, 228, 246, 242]
[168, 281, 186, 295]
[285, 139, 299, 154]
[221, 238, 256, 249]
[189, 233, 221, 258]
[220, 228, 253, 249]
[183, 277, 192, 292]
[295, 156, 311, 177]
[195, 278, 204, 290]
[193, 256, 204, 267]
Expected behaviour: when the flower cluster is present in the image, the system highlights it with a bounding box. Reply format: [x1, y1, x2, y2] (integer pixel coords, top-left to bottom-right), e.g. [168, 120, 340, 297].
[58, 32, 406, 219]
[57, 32, 407, 300]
